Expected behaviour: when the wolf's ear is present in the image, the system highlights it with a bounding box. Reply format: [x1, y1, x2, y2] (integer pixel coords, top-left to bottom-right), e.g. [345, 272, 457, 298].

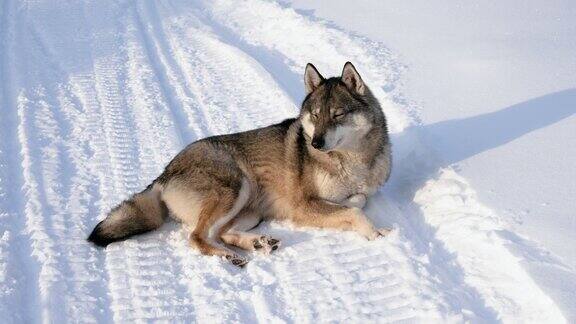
[304, 63, 324, 95]
[341, 62, 365, 95]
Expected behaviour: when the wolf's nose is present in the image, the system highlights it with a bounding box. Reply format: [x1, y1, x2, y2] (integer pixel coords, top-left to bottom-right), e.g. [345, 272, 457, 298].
[311, 137, 325, 149]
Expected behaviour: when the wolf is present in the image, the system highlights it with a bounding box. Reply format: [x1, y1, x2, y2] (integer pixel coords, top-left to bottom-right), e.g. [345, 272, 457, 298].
[88, 62, 392, 266]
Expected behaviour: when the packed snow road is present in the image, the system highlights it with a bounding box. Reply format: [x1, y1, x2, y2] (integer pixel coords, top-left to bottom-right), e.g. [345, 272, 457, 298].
[0, 0, 569, 323]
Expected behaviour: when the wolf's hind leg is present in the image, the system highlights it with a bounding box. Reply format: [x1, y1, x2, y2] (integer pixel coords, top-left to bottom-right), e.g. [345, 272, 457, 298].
[189, 233, 247, 266]
[187, 178, 251, 267]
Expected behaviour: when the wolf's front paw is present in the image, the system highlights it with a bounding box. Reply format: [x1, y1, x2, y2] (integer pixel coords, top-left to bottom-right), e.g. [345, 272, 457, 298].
[253, 235, 281, 254]
[225, 254, 248, 267]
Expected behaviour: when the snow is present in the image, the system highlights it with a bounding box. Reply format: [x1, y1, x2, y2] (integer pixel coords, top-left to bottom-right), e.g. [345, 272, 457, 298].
[286, 0, 576, 268]
[0, 0, 574, 323]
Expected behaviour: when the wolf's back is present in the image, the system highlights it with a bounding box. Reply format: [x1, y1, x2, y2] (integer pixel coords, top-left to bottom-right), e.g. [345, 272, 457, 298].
[88, 184, 166, 247]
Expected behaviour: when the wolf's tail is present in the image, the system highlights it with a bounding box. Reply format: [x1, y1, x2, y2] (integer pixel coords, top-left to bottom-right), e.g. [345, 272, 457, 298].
[88, 183, 167, 247]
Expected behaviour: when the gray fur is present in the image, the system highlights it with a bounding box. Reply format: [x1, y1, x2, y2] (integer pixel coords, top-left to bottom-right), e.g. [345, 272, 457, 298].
[88, 62, 392, 262]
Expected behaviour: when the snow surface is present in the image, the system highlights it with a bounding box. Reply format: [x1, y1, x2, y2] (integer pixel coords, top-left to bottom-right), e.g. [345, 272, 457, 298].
[0, 0, 573, 323]
[287, 0, 576, 270]
[289, 0, 576, 321]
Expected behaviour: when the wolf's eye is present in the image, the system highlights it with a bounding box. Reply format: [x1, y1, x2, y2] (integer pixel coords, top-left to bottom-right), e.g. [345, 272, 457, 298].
[311, 113, 318, 121]
[334, 111, 346, 119]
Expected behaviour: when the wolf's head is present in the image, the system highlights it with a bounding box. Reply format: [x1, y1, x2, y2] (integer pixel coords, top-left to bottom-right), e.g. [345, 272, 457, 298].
[300, 62, 384, 152]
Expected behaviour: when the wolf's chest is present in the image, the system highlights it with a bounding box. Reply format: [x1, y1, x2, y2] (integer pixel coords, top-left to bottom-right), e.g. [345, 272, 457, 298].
[313, 152, 390, 203]
[314, 168, 368, 202]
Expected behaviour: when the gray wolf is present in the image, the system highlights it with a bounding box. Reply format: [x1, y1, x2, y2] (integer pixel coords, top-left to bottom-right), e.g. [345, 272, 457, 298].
[88, 62, 392, 266]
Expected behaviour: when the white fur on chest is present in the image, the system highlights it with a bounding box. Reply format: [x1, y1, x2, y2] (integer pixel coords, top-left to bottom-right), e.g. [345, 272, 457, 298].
[314, 152, 388, 203]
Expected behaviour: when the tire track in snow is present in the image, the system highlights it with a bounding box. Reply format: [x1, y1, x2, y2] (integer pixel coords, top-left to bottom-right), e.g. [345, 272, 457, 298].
[65, 67, 119, 323]
[62, 1, 153, 321]
[0, 0, 43, 321]
[132, 0, 214, 142]
[5, 3, 98, 321]
[16, 1, 143, 320]
[124, 0, 304, 321]
[129, 1, 291, 320]
[98, 1, 212, 320]
[24, 13, 126, 320]
[79, 1, 196, 321]
[260, 225, 453, 322]
[15, 84, 73, 322]
[129, 1, 237, 321]
[75, 0, 252, 321]
[67, 70, 122, 322]
[0, 0, 118, 320]
[131, 1, 292, 321]
[147, 0, 296, 134]
[130, 0, 203, 145]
